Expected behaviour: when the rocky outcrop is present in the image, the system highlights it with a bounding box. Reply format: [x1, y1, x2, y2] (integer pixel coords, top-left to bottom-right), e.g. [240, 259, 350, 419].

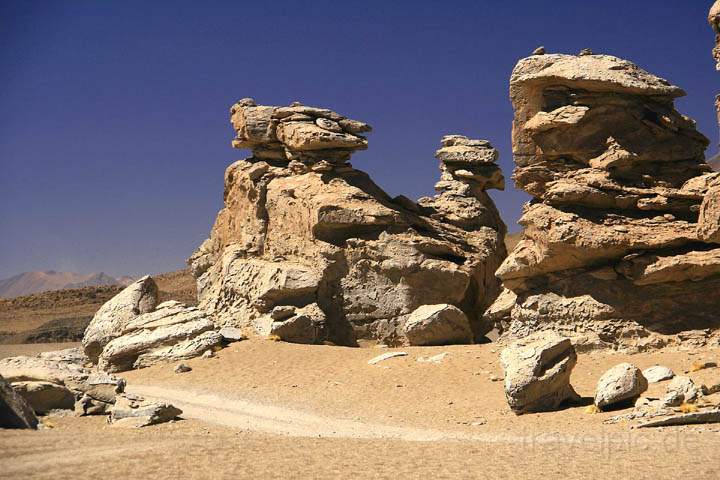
[189, 99, 506, 346]
[0, 348, 126, 415]
[500, 331, 579, 414]
[97, 301, 223, 372]
[0, 374, 38, 429]
[82, 276, 159, 362]
[489, 52, 719, 350]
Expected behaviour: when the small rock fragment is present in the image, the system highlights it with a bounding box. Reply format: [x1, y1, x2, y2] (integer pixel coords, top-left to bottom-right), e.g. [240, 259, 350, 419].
[174, 364, 192, 374]
[368, 352, 408, 365]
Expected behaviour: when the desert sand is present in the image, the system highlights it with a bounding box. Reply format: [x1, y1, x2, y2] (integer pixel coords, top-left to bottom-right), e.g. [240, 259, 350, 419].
[2, 340, 718, 479]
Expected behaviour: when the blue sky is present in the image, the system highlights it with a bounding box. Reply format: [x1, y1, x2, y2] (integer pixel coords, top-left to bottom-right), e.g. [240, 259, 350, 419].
[0, 0, 717, 278]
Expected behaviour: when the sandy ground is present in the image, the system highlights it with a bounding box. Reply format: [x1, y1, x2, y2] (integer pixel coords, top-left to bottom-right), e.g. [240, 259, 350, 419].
[2, 340, 720, 479]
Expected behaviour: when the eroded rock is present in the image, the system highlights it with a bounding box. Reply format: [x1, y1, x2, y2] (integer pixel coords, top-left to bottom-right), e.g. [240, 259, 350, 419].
[97, 302, 223, 372]
[0, 374, 38, 429]
[109, 395, 182, 427]
[189, 101, 507, 346]
[595, 363, 648, 409]
[500, 331, 579, 414]
[496, 52, 719, 350]
[82, 276, 159, 362]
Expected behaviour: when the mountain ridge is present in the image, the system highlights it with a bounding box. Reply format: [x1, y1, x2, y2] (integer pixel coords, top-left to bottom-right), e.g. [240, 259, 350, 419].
[0, 271, 133, 299]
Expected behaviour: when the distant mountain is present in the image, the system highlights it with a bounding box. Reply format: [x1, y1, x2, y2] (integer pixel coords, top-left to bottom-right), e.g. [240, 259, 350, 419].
[0, 271, 129, 299]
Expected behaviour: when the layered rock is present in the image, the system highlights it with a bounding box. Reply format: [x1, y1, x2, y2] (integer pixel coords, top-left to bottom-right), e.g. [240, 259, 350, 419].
[97, 301, 223, 372]
[711, 1, 720, 152]
[490, 52, 719, 350]
[189, 100, 506, 346]
[82, 276, 159, 362]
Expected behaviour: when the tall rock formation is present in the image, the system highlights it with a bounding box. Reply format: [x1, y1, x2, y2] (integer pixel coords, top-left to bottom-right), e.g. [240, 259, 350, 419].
[490, 52, 720, 351]
[189, 99, 506, 346]
[710, 1, 720, 170]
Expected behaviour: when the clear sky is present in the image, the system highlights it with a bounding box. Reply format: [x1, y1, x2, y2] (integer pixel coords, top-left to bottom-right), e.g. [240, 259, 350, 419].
[1, 0, 717, 279]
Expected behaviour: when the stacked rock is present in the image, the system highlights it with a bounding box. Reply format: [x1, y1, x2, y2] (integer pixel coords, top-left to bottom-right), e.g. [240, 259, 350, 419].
[418, 135, 505, 232]
[435, 135, 504, 192]
[189, 100, 508, 346]
[709, 2, 720, 170]
[230, 98, 371, 169]
[487, 52, 720, 351]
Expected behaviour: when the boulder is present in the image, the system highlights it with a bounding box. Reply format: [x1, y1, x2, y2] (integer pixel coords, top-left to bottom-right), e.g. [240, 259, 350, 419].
[0, 374, 38, 429]
[400, 304, 473, 346]
[109, 395, 182, 428]
[594, 363, 648, 409]
[98, 303, 223, 372]
[82, 275, 159, 362]
[500, 331, 579, 414]
[266, 303, 326, 344]
[10, 381, 75, 414]
[642, 366, 675, 383]
[662, 376, 700, 406]
[189, 100, 507, 346]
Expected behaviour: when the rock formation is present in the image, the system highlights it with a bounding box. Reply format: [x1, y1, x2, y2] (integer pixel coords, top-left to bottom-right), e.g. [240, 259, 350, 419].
[489, 52, 720, 350]
[710, 1, 720, 170]
[188, 99, 506, 346]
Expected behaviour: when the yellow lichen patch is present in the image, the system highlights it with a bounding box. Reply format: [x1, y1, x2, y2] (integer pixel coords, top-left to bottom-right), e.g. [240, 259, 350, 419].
[584, 405, 601, 414]
[267, 334, 282, 342]
[678, 403, 699, 413]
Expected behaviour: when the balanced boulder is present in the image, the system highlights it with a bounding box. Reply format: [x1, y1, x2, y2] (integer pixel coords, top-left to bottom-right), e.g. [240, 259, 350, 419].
[500, 331, 579, 414]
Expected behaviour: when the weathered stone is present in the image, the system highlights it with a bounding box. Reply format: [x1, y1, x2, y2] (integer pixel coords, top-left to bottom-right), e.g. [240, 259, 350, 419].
[662, 376, 699, 406]
[109, 395, 182, 427]
[636, 408, 720, 428]
[82, 276, 159, 362]
[0, 374, 38, 429]
[10, 381, 75, 414]
[642, 366, 675, 383]
[595, 363, 648, 409]
[500, 331, 579, 414]
[190, 106, 507, 346]
[218, 326, 245, 343]
[174, 363, 191, 374]
[98, 303, 223, 372]
[265, 303, 325, 344]
[499, 52, 717, 349]
[400, 304, 472, 346]
[698, 184, 720, 242]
